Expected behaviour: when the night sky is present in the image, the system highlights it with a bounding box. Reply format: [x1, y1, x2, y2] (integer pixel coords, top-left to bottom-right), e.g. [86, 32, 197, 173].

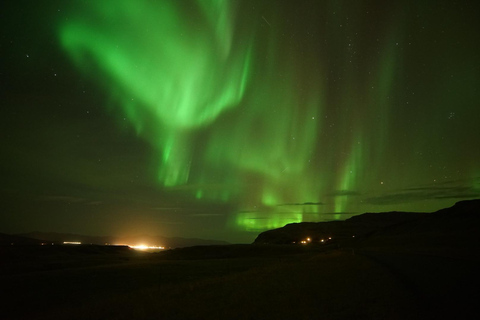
[1, 0, 479, 243]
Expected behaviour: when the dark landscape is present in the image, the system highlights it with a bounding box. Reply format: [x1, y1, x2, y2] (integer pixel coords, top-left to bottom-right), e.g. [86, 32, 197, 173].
[2, 199, 479, 320]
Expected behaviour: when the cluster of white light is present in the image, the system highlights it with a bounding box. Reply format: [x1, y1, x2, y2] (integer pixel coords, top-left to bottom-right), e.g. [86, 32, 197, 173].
[127, 244, 164, 250]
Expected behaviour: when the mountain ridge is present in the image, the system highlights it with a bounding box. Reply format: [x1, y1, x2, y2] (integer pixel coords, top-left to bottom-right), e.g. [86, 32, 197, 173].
[253, 199, 480, 247]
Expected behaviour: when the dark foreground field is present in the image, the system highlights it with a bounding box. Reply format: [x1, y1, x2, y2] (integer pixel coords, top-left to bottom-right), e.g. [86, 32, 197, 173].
[1, 243, 479, 320]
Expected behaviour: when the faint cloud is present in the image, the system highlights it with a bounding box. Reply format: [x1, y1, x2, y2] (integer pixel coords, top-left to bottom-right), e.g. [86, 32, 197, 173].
[38, 195, 103, 206]
[189, 213, 223, 218]
[322, 212, 357, 215]
[365, 184, 480, 205]
[151, 207, 183, 211]
[327, 190, 361, 197]
[277, 202, 324, 206]
[38, 195, 86, 203]
[168, 183, 238, 192]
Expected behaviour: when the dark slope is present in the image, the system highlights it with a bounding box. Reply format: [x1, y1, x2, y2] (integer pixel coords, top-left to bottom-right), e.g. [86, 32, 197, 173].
[0, 232, 44, 245]
[254, 199, 480, 248]
[254, 211, 428, 245]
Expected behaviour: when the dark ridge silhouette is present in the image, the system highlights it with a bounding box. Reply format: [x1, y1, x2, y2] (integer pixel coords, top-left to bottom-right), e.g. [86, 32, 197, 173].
[253, 199, 480, 249]
[0, 232, 44, 245]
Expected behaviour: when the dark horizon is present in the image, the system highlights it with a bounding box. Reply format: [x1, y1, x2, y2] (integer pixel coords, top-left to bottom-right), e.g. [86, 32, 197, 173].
[1, 0, 479, 243]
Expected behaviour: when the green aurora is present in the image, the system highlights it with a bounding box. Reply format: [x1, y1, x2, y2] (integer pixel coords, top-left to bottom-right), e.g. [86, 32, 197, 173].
[1, 0, 479, 242]
[59, 0, 324, 231]
[58, 0, 479, 233]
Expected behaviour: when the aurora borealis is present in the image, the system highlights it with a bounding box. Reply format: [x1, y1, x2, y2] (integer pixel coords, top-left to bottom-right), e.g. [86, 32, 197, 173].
[1, 0, 479, 242]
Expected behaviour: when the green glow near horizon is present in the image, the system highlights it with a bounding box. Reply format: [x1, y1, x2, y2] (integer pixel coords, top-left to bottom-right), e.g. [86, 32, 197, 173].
[58, 1, 477, 234]
[235, 211, 303, 232]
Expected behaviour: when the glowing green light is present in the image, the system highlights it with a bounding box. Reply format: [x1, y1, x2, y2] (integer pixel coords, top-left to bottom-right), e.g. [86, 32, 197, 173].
[60, 0, 254, 188]
[59, 1, 428, 233]
[235, 211, 302, 232]
[61, 1, 252, 130]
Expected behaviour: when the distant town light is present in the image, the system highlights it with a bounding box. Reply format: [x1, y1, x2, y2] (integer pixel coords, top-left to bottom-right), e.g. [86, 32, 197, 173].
[128, 244, 164, 250]
[63, 241, 81, 245]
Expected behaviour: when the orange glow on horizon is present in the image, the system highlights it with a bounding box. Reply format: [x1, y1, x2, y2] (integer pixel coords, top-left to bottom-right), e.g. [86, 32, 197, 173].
[126, 244, 164, 250]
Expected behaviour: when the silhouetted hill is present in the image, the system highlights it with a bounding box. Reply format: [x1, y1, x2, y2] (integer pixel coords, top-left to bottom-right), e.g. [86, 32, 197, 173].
[0, 232, 44, 245]
[17, 232, 229, 248]
[356, 199, 480, 252]
[254, 199, 480, 249]
[254, 212, 427, 245]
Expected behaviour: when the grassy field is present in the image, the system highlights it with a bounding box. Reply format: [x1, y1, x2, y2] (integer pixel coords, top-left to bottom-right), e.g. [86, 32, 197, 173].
[1, 244, 478, 319]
